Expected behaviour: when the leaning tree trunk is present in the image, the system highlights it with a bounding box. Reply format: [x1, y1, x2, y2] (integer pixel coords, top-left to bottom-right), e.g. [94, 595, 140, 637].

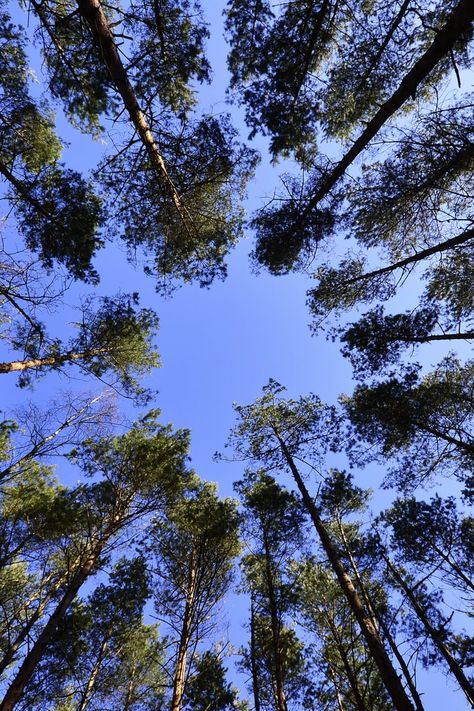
[75, 0, 189, 225]
[272, 429, 414, 711]
[0, 538, 109, 711]
[336, 522, 425, 711]
[304, 0, 474, 212]
[77, 627, 113, 711]
[383, 552, 474, 709]
[0, 349, 108, 374]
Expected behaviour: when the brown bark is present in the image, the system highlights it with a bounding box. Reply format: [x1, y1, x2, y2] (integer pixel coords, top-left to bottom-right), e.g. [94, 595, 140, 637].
[337, 227, 474, 287]
[0, 543, 106, 711]
[272, 429, 414, 711]
[262, 528, 288, 711]
[75, 0, 190, 227]
[337, 522, 424, 711]
[170, 549, 197, 711]
[0, 349, 107, 374]
[383, 553, 474, 708]
[78, 628, 112, 711]
[304, 0, 474, 212]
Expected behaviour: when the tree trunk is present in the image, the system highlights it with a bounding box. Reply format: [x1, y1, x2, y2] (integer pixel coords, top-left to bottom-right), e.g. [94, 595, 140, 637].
[383, 552, 474, 708]
[75, 0, 189, 226]
[304, 0, 474, 212]
[273, 429, 414, 711]
[0, 570, 70, 677]
[77, 628, 112, 711]
[0, 543, 106, 711]
[170, 550, 197, 711]
[336, 522, 424, 711]
[262, 528, 288, 711]
[339, 227, 474, 286]
[0, 349, 107, 374]
[250, 591, 262, 711]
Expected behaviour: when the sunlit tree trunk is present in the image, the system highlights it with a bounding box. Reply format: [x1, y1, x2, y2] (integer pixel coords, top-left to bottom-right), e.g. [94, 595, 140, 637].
[272, 428, 414, 711]
[170, 550, 197, 711]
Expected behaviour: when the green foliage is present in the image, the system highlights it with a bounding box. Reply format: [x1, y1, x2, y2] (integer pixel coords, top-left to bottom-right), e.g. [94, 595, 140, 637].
[343, 358, 474, 488]
[14, 166, 104, 283]
[183, 651, 241, 711]
[104, 114, 258, 292]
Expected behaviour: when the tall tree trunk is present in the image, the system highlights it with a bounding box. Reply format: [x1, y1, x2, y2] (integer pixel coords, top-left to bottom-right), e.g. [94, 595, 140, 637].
[304, 0, 474, 212]
[77, 628, 112, 711]
[336, 522, 424, 711]
[382, 552, 474, 709]
[0, 570, 70, 677]
[272, 429, 414, 711]
[0, 541, 107, 711]
[250, 591, 262, 711]
[262, 528, 288, 711]
[170, 550, 197, 711]
[75, 0, 190, 227]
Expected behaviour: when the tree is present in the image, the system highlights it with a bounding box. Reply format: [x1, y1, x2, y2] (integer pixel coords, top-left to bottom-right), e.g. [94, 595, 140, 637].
[0, 293, 160, 401]
[228, 382, 416, 711]
[236, 471, 313, 711]
[183, 650, 244, 711]
[147, 481, 240, 711]
[343, 358, 474, 490]
[17, 557, 166, 710]
[0, 0, 103, 282]
[0, 410, 192, 710]
[25, 0, 257, 292]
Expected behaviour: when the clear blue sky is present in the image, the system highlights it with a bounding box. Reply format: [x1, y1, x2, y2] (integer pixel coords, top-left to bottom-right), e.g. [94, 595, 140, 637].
[1, 1, 471, 707]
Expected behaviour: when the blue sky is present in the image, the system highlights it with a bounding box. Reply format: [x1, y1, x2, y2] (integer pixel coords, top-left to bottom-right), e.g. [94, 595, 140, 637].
[1, 0, 472, 707]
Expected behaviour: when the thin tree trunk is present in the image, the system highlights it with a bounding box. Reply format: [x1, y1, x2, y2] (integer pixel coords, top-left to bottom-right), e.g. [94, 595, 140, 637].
[415, 422, 474, 456]
[262, 528, 288, 711]
[383, 552, 474, 708]
[0, 392, 107, 482]
[0, 570, 69, 677]
[0, 161, 49, 217]
[272, 429, 414, 711]
[353, 0, 411, 94]
[170, 550, 197, 711]
[326, 618, 366, 711]
[75, 0, 190, 226]
[0, 542, 106, 711]
[398, 333, 474, 343]
[329, 664, 347, 711]
[336, 227, 474, 287]
[250, 591, 262, 711]
[77, 628, 112, 711]
[336, 522, 424, 711]
[304, 0, 474, 212]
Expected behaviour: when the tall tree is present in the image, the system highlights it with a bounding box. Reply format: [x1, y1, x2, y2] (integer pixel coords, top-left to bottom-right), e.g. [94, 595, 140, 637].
[228, 382, 416, 711]
[147, 481, 240, 711]
[236, 471, 313, 711]
[0, 410, 191, 710]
